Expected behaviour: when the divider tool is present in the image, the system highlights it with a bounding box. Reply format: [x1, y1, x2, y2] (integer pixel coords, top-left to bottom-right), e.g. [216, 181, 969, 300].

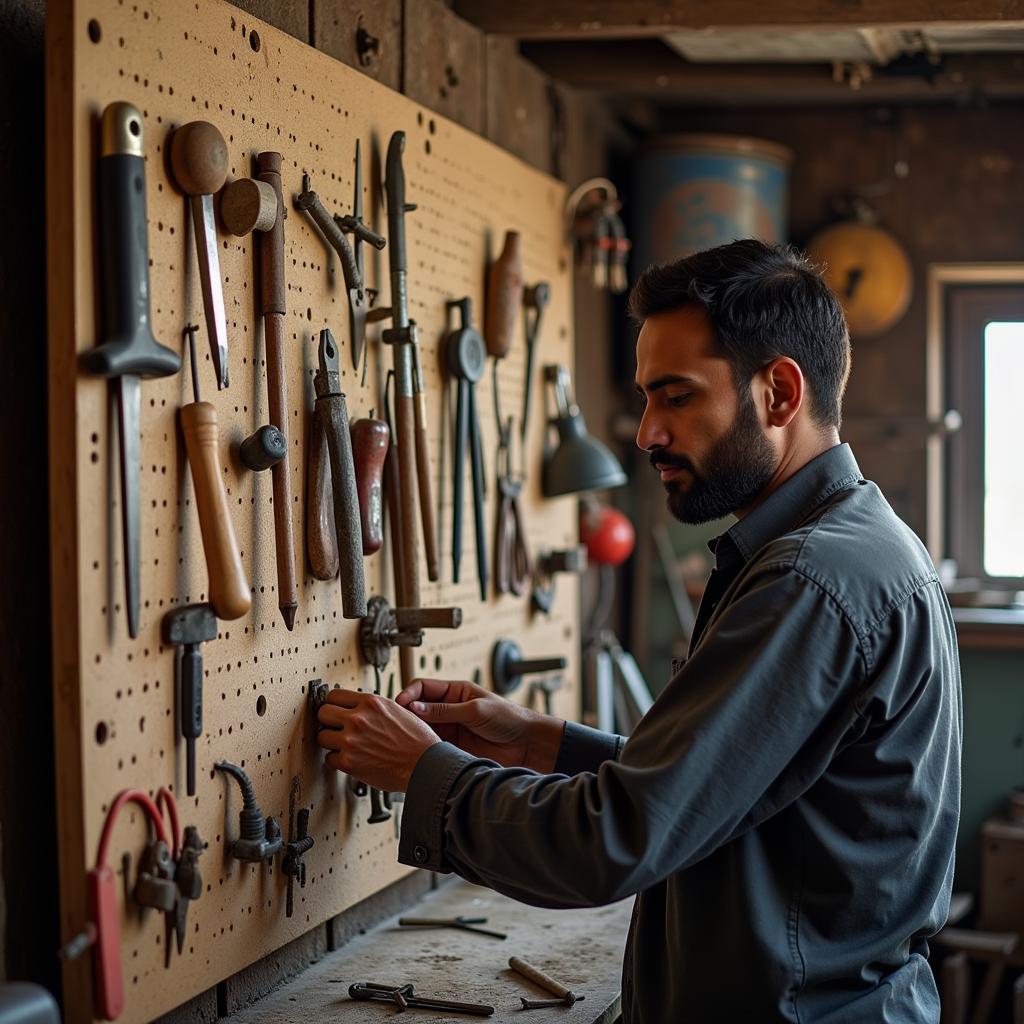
[294, 142, 385, 373]
[445, 298, 488, 600]
[520, 282, 551, 471]
[81, 102, 182, 639]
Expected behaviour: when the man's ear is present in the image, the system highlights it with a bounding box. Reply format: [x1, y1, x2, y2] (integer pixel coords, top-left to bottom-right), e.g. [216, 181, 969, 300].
[761, 357, 804, 429]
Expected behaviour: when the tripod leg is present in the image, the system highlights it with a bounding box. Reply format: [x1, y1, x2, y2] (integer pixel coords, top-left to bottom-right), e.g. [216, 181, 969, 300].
[596, 649, 615, 733]
[613, 647, 654, 718]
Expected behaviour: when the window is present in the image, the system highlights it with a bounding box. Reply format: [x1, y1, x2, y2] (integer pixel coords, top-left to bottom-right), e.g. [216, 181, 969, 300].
[944, 283, 1024, 587]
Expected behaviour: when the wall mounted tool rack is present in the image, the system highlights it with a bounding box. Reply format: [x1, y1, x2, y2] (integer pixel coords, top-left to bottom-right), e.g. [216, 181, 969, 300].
[46, 2, 578, 1020]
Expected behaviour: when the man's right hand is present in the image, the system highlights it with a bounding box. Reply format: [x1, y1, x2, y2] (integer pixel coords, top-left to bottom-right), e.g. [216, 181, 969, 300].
[396, 679, 565, 773]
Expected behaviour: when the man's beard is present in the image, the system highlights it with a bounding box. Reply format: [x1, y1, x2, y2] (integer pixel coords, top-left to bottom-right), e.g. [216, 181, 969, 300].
[652, 391, 777, 524]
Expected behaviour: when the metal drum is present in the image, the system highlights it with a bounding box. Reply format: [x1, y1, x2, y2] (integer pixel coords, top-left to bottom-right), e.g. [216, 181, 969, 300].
[632, 134, 793, 273]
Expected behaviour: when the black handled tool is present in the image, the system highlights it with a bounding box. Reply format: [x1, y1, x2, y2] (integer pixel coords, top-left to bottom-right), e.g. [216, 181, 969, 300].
[491, 640, 567, 696]
[313, 328, 367, 619]
[161, 603, 217, 796]
[81, 103, 182, 639]
[239, 425, 286, 471]
[445, 298, 488, 600]
[349, 982, 494, 1016]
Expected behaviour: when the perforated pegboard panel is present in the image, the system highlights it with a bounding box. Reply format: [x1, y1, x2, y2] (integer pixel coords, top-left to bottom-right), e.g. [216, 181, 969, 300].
[46, 2, 577, 1021]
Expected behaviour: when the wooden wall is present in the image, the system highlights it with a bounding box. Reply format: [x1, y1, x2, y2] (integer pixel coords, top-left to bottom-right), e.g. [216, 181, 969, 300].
[655, 102, 1024, 536]
[0, 0, 624, 1010]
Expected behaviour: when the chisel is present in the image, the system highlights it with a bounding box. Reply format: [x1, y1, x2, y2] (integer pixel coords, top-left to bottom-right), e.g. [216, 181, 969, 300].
[180, 326, 250, 620]
[170, 121, 230, 389]
[81, 103, 181, 639]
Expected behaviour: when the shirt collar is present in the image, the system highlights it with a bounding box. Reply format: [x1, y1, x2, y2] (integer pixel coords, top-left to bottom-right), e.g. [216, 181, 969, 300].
[710, 443, 863, 571]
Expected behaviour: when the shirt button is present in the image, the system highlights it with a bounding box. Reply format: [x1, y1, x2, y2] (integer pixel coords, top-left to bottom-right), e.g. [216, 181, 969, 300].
[413, 845, 429, 863]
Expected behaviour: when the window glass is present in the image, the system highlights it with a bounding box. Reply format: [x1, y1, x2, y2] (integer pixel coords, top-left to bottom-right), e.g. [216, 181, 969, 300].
[984, 320, 1024, 577]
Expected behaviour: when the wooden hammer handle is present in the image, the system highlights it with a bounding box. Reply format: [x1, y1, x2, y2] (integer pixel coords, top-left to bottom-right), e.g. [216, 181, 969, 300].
[351, 418, 389, 555]
[485, 230, 523, 359]
[181, 402, 251, 620]
[508, 957, 572, 1000]
[306, 418, 339, 580]
[256, 152, 285, 315]
[315, 390, 367, 619]
[413, 387, 439, 582]
[393, 392, 421, 611]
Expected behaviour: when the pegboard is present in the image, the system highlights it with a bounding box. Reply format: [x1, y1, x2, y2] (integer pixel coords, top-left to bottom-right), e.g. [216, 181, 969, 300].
[46, 2, 578, 1021]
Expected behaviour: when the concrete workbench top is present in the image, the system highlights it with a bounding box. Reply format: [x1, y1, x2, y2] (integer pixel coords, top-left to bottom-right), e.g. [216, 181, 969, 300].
[223, 879, 632, 1023]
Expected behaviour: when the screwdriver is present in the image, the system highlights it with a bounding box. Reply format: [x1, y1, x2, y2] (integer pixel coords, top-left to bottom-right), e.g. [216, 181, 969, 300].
[180, 325, 251, 620]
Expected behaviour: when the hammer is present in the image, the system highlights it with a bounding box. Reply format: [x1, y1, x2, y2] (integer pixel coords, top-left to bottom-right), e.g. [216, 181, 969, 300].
[162, 603, 217, 796]
[509, 957, 583, 1010]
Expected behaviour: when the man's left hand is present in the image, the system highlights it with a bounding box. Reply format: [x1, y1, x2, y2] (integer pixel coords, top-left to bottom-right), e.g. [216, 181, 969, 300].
[316, 689, 441, 792]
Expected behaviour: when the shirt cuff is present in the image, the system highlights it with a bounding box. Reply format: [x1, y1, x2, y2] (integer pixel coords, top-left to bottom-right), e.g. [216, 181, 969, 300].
[554, 720, 625, 776]
[398, 741, 479, 872]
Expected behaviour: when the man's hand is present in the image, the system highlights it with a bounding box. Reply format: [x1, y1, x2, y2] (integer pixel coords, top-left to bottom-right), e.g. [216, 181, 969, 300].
[316, 689, 440, 792]
[396, 678, 565, 773]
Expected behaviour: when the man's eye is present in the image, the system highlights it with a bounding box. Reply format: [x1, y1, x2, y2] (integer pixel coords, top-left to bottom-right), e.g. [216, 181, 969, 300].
[668, 394, 692, 407]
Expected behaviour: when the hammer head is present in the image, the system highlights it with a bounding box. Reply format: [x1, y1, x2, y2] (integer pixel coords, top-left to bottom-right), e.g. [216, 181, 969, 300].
[161, 603, 217, 646]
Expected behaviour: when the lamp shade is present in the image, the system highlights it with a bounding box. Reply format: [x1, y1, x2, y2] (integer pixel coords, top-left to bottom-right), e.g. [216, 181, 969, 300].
[543, 411, 627, 496]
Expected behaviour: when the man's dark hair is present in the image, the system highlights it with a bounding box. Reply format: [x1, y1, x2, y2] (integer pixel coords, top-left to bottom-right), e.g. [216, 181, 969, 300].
[628, 239, 851, 428]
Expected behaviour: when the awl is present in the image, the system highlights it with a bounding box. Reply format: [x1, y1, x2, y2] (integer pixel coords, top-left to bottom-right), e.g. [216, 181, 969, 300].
[81, 103, 181, 639]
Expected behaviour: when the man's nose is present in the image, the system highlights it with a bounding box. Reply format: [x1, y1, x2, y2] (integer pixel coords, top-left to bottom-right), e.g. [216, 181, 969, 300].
[636, 405, 670, 452]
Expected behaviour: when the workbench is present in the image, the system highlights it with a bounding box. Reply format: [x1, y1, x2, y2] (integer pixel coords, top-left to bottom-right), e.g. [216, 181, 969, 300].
[223, 880, 632, 1023]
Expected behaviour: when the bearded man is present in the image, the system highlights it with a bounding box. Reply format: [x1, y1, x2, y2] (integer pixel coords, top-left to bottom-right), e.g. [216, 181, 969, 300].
[317, 239, 961, 1024]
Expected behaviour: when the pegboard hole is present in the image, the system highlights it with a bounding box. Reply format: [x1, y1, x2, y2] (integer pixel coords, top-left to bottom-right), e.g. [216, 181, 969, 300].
[249, 30, 261, 52]
[95, 721, 108, 745]
[87, 19, 102, 43]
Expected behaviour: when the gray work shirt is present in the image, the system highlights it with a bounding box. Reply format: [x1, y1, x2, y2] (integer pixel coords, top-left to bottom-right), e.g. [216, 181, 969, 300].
[399, 443, 962, 1023]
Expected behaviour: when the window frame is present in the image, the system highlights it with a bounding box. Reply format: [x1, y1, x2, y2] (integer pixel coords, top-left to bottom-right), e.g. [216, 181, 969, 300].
[927, 264, 1024, 586]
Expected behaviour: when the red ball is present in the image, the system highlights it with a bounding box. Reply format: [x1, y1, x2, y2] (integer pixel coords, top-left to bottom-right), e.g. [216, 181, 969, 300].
[580, 504, 635, 566]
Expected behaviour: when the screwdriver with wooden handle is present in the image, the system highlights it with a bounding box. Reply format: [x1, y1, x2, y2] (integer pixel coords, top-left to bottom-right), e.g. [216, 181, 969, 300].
[180, 325, 251, 620]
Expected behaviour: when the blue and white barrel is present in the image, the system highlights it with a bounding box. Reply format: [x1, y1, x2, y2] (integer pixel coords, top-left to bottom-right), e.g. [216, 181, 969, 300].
[632, 134, 793, 275]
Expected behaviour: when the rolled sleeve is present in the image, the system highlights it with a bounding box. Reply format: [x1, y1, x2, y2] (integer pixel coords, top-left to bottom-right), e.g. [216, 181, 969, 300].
[555, 720, 624, 775]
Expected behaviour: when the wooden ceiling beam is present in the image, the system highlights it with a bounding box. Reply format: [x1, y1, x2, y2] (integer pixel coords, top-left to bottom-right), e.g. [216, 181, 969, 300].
[521, 41, 1024, 104]
[455, 1, 1024, 39]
